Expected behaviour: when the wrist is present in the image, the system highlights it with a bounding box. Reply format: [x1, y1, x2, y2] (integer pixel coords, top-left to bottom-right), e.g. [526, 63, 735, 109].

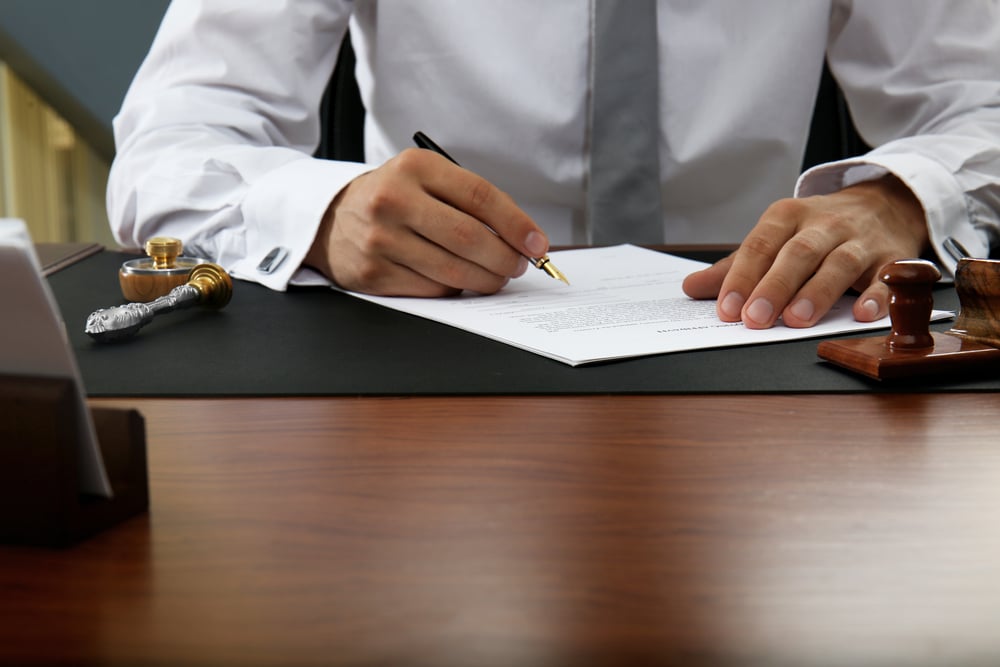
[845, 174, 930, 254]
[304, 197, 338, 279]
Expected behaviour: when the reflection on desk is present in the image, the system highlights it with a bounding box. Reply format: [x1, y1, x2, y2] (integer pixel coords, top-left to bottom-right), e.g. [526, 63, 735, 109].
[1, 393, 998, 666]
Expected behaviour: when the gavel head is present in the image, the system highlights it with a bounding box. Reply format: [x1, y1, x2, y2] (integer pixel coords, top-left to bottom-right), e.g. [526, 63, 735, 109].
[880, 259, 941, 350]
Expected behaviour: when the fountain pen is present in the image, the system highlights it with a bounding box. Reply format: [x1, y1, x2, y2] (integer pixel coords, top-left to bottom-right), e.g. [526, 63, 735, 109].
[412, 131, 569, 285]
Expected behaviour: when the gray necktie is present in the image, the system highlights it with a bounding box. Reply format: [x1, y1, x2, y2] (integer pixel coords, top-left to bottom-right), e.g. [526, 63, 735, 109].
[587, 0, 663, 245]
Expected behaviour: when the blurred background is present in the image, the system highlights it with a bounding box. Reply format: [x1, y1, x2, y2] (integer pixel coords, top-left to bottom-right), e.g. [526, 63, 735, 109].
[0, 1, 169, 246]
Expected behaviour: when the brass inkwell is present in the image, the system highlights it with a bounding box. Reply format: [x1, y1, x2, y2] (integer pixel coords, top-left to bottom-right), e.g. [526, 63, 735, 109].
[119, 237, 207, 302]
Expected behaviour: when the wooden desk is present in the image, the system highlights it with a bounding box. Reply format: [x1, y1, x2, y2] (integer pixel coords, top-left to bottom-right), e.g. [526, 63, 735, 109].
[1, 393, 997, 666]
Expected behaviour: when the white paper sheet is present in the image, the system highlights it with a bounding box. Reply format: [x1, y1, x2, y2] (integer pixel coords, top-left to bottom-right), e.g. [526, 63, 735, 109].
[344, 244, 952, 366]
[0, 219, 112, 497]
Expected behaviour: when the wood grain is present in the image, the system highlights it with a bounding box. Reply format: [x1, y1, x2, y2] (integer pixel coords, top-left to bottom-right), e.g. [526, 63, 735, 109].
[1, 393, 998, 666]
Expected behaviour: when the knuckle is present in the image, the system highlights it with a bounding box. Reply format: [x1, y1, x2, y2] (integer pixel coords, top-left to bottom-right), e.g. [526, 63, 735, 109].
[354, 262, 380, 287]
[810, 276, 842, 305]
[830, 243, 867, 276]
[466, 176, 496, 213]
[765, 272, 801, 298]
[354, 222, 393, 256]
[348, 257, 385, 292]
[434, 257, 505, 295]
[820, 209, 855, 235]
[783, 232, 825, 264]
[392, 147, 430, 174]
[364, 185, 402, 220]
[740, 233, 782, 261]
[764, 197, 807, 220]
[435, 261, 466, 289]
[447, 218, 478, 248]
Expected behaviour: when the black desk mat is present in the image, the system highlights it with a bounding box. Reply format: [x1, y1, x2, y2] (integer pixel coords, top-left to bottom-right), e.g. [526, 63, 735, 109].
[48, 250, 1000, 397]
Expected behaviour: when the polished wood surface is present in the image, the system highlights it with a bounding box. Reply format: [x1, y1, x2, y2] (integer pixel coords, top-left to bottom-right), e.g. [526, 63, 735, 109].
[2, 393, 998, 666]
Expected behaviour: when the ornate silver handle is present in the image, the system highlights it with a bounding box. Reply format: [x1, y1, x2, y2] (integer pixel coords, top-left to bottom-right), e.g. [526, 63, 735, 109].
[86, 263, 232, 342]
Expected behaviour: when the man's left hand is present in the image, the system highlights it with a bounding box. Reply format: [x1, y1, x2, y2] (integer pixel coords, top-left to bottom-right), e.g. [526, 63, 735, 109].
[682, 175, 930, 328]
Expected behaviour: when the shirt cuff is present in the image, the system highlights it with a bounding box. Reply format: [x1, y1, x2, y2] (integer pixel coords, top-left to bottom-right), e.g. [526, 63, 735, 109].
[795, 153, 988, 280]
[228, 157, 372, 291]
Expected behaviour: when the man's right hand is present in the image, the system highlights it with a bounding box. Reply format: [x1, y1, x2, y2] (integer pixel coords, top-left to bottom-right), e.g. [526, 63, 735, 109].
[304, 148, 550, 296]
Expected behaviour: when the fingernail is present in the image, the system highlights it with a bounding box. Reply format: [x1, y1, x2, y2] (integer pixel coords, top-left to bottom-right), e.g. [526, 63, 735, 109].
[860, 298, 880, 320]
[789, 298, 815, 322]
[524, 231, 547, 258]
[720, 292, 745, 319]
[514, 256, 529, 277]
[746, 298, 774, 325]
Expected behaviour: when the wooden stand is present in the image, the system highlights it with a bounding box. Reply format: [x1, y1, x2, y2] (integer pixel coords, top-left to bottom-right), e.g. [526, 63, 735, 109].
[0, 374, 148, 547]
[818, 258, 1000, 380]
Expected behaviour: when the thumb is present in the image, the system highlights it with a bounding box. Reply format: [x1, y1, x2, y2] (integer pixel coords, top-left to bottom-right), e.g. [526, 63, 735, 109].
[681, 253, 736, 299]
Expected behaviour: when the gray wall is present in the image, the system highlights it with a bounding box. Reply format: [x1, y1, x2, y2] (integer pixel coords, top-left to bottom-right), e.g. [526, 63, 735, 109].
[0, 0, 170, 160]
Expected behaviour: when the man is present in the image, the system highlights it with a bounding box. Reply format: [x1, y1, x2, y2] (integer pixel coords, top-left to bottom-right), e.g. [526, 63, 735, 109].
[108, 1, 1000, 329]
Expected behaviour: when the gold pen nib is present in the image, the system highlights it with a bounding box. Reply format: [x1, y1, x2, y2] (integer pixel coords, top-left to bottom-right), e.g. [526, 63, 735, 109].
[533, 256, 570, 285]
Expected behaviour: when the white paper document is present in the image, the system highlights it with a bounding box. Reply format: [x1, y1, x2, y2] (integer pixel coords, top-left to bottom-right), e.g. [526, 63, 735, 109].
[0, 219, 112, 496]
[344, 244, 951, 366]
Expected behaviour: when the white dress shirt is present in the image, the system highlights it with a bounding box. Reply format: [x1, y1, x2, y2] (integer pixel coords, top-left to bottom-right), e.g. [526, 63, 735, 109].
[108, 0, 1000, 290]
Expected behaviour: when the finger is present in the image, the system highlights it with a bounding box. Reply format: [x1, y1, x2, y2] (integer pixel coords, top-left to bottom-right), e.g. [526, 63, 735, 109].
[343, 152, 527, 291]
[379, 222, 521, 295]
[852, 280, 889, 322]
[716, 201, 803, 323]
[337, 224, 514, 297]
[410, 148, 551, 260]
[732, 193, 872, 328]
[328, 182, 516, 295]
[740, 224, 850, 328]
[410, 195, 530, 280]
[681, 253, 735, 299]
[372, 263, 466, 298]
[777, 240, 868, 328]
[332, 241, 465, 297]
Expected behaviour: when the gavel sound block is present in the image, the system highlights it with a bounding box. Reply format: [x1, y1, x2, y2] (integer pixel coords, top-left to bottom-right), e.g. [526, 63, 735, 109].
[817, 258, 1000, 380]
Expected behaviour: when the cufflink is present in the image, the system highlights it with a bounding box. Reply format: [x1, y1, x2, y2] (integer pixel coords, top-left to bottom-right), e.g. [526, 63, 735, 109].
[256, 246, 289, 274]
